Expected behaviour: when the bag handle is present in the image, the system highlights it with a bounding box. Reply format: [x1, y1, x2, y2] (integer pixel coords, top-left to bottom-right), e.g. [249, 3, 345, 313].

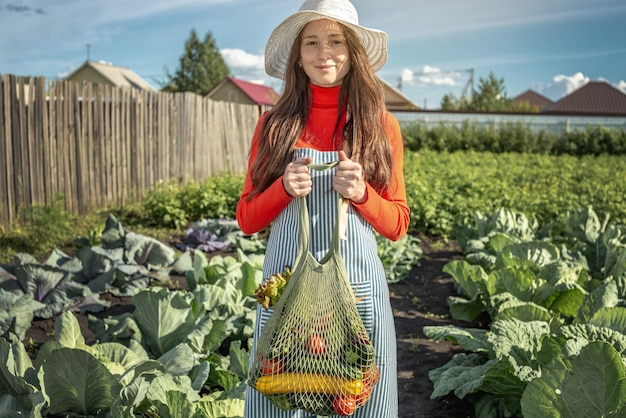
[296, 161, 349, 262]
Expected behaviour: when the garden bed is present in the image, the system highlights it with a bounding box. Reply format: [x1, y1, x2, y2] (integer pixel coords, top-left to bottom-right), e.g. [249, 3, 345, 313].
[22, 236, 479, 418]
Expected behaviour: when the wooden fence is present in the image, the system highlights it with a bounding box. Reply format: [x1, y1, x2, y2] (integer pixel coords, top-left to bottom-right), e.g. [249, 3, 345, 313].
[0, 74, 264, 227]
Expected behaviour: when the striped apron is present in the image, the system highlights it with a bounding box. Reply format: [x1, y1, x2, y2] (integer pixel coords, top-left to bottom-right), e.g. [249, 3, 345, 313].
[244, 148, 398, 418]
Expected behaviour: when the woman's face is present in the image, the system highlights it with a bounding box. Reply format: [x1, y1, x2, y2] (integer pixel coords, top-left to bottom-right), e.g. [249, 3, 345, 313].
[299, 19, 351, 87]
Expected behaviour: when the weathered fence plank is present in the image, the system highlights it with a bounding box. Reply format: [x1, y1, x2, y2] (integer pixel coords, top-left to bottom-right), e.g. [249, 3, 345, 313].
[0, 75, 11, 225]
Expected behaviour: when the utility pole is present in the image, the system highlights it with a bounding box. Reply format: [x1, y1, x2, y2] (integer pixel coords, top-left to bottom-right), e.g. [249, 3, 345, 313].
[86, 44, 91, 61]
[460, 68, 474, 103]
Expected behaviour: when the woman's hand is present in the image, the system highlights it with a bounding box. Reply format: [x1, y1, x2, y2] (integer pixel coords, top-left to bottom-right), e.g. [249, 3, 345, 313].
[334, 151, 366, 203]
[283, 157, 313, 197]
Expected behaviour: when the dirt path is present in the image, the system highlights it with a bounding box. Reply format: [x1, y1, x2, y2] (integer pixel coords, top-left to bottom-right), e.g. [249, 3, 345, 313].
[391, 238, 477, 418]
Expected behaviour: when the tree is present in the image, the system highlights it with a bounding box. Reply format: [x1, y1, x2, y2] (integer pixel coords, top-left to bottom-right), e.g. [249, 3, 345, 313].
[508, 100, 542, 113]
[440, 93, 459, 111]
[440, 93, 472, 111]
[468, 72, 509, 112]
[162, 29, 230, 95]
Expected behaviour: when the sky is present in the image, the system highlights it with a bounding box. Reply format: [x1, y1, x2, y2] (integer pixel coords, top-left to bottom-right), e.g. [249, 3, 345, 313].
[1, 0, 625, 110]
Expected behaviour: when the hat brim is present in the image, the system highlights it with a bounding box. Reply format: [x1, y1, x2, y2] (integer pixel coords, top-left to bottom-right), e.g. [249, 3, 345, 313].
[265, 11, 387, 80]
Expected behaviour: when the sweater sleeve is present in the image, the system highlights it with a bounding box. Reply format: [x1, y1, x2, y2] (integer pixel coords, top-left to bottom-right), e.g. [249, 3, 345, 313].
[236, 114, 294, 235]
[351, 113, 410, 241]
[236, 112, 411, 240]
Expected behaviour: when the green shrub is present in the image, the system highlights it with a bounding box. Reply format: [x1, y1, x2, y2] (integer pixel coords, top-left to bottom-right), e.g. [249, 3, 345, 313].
[141, 174, 244, 229]
[402, 121, 626, 156]
[141, 180, 188, 229]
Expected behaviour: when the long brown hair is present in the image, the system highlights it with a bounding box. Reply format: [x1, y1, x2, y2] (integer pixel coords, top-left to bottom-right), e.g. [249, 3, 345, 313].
[248, 21, 392, 199]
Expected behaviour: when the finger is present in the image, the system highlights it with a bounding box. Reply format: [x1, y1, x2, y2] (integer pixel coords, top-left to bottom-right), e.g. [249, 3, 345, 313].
[337, 150, 349, 161]
[293, 157, 313, 166]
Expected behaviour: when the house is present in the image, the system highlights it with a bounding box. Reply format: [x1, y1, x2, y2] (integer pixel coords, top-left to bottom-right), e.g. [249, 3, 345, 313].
[542, 81, 626, 116]
[64, 60, 156, 94]
[510, 89, 554, 111]
[206, 76, 279, 106]
[381, 80, 420, 111]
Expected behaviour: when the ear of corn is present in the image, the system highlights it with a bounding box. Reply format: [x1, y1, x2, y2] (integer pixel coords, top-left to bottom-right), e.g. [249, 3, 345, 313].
[255, 373, 363, 396]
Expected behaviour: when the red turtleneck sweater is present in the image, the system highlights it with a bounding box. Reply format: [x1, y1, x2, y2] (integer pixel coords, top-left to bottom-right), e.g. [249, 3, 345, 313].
[236, 84, 410, 241]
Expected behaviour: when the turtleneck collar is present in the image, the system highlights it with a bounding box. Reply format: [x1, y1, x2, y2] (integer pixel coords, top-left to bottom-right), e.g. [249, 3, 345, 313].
[310, 83, 342, 109]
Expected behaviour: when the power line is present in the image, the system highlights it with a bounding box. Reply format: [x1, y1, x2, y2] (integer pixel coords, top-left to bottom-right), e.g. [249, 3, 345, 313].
[398, 67, 475, 102]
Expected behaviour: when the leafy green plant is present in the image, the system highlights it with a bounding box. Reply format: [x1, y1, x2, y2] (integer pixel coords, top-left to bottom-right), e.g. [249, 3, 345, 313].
[140, 180, 188, 229]
[175, 218, 250, 254]
[3, 252, 108, 319]
[521, 341, 626, 418]
[0, 333, 42, 415]
[424, 206, 626, 417]
[425, 316, 626, 417]
[404, 150, 626, 236]
[140, 174, 244, 230]
[0, 290, 45, 340]
[178, 174, 244, 222]
[0, 309, 248, 417]
[377, 233, 422, 283]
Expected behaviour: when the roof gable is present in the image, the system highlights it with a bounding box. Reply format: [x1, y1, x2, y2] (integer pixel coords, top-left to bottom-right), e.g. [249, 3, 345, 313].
[228, 77, 278, 106]
[511, 89, 553, 110]
[543, 81, 626, 116]
[65, 61, 156, 91]
[381, 79, 419, 110]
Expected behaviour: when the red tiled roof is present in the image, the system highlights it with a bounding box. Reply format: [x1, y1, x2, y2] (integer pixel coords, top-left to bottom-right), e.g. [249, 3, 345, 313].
[542, 81, 626, 116]
[511, 89, 553, 110]
[229, 77, 278, 106]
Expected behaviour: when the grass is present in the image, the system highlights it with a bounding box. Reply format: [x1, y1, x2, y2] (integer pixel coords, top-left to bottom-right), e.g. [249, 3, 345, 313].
[0, 201, 182, 264]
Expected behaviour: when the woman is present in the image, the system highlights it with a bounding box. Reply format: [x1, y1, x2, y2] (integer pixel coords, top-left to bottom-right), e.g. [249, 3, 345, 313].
[237, 0, 410, 416]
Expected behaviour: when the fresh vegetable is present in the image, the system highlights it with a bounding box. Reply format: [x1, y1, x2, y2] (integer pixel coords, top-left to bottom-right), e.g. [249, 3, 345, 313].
[363, 365, 379, 386]
[333, 394, 357, 416]
[255, 373, 363, 396]
[260, 357, 284, 375]
[290, 393, 335, 415]
[285, 354, 363, 380]
[344, 348, 360, 364]
[306, 333, 326, 356]
[254, 267, 293, 309]
[345, 337, 375, 368]
[266, 394, 293, 411]
[355, 382, 372, 406]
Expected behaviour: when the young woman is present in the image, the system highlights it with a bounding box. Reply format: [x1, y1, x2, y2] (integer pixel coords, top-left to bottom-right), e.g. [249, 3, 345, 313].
[237, 0, 410, 416]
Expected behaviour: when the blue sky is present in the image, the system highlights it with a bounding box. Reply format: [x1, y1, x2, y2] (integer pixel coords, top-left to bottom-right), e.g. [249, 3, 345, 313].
[1, 0, 625, 109]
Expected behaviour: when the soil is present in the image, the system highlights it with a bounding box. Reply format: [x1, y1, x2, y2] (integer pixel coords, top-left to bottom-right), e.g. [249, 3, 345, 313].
[391, 236, 481, 418]
[23, 235, 483, 418]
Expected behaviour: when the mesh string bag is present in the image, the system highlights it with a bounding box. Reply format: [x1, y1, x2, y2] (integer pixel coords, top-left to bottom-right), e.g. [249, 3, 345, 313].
[249, 163, 379, 416]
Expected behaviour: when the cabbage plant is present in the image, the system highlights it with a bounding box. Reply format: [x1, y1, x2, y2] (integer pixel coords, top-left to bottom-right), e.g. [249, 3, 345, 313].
[424, 206, 626, 418]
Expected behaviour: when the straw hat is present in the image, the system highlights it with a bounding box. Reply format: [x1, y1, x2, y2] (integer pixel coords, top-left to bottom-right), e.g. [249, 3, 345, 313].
[265, 0, 387, 79]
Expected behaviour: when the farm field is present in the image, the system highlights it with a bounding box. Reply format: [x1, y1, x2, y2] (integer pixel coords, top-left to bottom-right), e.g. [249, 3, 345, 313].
[19, 233, 473, 417]
[2, 148, 626, 417]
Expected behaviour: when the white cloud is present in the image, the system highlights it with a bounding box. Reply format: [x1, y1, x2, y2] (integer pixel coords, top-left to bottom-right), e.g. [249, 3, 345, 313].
[400, 66, 465, 87]
[616, 80, 626, 94]
[537, 72, 589, 100]
[220, 48, 267, 82]
[220, 48, 263, 70]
